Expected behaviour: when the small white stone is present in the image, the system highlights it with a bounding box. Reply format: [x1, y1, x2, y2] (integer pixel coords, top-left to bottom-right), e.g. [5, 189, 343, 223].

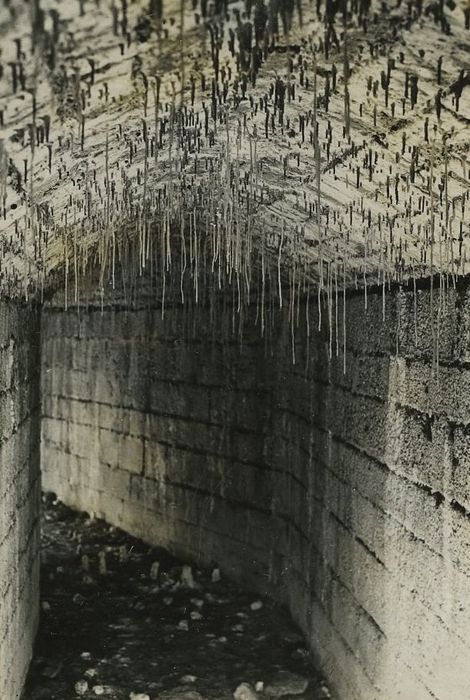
[75, 680, 89, 695]
[93, 685, 105, 695]
[255, 681, 264, 692]
[264, 671, 309, 697]
[190, 611, 203, 620]
[129, 693, 150, 700]
[150, 561, 160, 580]
[250, 600, 263, 611]
[85, 668, 97, 678]
[233, 682, 258, 700]
[180, 675, 197, 683]
[80, 652, 91, 661]
[218, 636, 228, 643]
[211, 567, 221, 582]
[178, 620, 189, 631]
[42, 601, 51, 612]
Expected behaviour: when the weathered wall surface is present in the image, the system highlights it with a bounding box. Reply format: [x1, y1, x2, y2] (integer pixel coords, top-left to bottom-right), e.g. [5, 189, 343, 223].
[41, 280, 470, 700]
[0, 303, 41, 700]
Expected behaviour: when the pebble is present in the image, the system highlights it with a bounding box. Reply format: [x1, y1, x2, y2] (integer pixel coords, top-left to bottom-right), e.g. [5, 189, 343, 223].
[41, 601, 51, 612]
[129, 694, 150, 700]
[85, 668, 97, 678]
[180, 675, 197, 683]
[178, 620, 189, 631]
[233, 682, 259, 700]
[190, 611, 203, 620]
[80, 652, 91, 661]
[264, 671, 309, 697]
[255, 681, 264, 692]
[250, 601, 263, 611]
[93, 685, 105, 695]
[75, 680, 89, 695]
[211, 567, 221, 582]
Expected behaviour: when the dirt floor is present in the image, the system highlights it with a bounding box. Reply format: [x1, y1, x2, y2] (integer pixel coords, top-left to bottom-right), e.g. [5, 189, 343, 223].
[24, 496, 331, 700]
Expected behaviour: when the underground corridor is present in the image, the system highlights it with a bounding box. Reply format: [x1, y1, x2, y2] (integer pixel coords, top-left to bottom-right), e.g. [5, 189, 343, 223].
[2, 0, 470, 698]
[5, 274, 470, 700]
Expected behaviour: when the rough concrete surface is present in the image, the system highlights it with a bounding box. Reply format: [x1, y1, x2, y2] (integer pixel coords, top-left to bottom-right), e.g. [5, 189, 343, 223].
[41, 276, 470, 700]
[0, 302, 41, 700]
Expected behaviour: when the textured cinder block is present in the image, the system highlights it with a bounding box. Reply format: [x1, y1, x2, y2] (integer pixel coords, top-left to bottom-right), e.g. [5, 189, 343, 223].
[0, 303, 41, 700]
[41, 279, 470, 700]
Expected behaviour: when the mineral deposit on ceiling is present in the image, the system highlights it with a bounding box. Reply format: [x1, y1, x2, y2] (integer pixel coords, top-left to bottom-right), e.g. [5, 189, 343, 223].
[0, 0, 469, 299]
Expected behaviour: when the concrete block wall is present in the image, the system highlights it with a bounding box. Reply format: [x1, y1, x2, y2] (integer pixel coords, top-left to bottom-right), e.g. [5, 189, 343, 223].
[0, 303, 41, 700]
[41, 279, 470, 700]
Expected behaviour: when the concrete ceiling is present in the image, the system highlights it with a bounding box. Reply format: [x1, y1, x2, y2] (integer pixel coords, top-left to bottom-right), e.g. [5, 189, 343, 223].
[0, 0, 469, 299]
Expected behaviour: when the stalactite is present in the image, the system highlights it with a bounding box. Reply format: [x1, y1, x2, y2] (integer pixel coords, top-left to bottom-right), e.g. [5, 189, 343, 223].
[0, 0, 467, 368]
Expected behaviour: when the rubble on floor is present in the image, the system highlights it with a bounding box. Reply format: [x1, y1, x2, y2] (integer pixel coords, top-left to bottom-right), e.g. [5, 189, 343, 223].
[24, 495, 331, 700]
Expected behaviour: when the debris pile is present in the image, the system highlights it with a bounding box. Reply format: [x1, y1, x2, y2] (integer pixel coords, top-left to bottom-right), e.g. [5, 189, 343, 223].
[25, 497, 331, 700]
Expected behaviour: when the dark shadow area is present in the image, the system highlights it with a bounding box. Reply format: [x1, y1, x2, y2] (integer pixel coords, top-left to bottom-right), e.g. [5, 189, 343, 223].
[23, 495, 331, 700]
